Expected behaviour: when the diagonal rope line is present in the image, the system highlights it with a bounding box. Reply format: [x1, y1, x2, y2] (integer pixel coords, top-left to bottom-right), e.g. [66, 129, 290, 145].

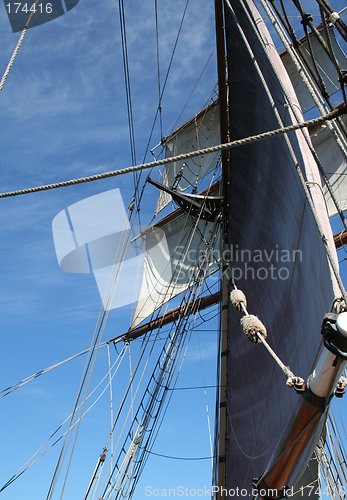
[0, 0, 41, 93]
[0, 105, 345, 199]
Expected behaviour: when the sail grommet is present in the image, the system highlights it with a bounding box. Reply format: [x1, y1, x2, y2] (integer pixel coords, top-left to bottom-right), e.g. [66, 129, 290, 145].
[240, 315, 267, 343]
[230, 289, 247, 311]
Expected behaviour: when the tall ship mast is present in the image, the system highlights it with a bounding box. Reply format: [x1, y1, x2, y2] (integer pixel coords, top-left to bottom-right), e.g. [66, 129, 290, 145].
[0, 0, 346, 498]
[214, 1, 347, 497]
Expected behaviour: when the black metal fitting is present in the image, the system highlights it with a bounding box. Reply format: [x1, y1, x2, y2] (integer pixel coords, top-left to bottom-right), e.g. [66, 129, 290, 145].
[301, 12, 313, 26]
[321, 313, 347, 360]
[339, 70, 347, 86]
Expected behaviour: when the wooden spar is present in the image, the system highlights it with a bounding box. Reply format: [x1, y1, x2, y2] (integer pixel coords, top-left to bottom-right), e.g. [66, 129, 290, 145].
[334, 229, 347, 249]
[255, 316, 347, 497]
[107, 291, 221, 345]
[255, 394, 326, 498]
[215, 0, 230, 495]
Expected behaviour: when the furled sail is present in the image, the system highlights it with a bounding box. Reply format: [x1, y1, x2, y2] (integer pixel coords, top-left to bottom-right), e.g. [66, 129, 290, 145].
[280, 25, 347, 112]
[131, 205, 221, 328]
[156, 101, 221, 213]
[159, 96, 345, 219]
[310, 115, 347, 217]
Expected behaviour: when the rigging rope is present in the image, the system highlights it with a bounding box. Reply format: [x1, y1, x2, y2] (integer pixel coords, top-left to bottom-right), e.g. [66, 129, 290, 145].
[100, 210, 221, 499]
[107, 343, 115, 475]
[141, 0, 190, 163]
[0, 106, 344, 199]
[129, 0, 191, 227]
[56, 213, 136, 498]
[0, 0, 41, 93]
[229, 284, 304, 388]
[261, 0, 347, 155]
[117, 0, 141, 222]
[196, 327, 215, 469]
[0, 343, 106, 399]
[0, 346, 127, 493]
[229, 0, 347, 301]
[125, 223, 222, 498]
[291, 0, 347, 102]
[46, 309, 108, 499]
[146, 450, 216, 461]
[47, 214, 134, 498]
[154, 0, 163, 140]
[258, 0, 347, 229]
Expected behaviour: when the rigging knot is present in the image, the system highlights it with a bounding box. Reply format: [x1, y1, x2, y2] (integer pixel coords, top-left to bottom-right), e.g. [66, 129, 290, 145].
[329, 11, 340, 24]
[99, 448, 107, 462]
[240, 314, 267, 343]
[332, 298, 347, 314]
[230, 289, 247, 311]
[335, 377, 347, 398]
[231, 283, 304, 385]
[128, 198, 135, 212]
[286, 375, 305, 391]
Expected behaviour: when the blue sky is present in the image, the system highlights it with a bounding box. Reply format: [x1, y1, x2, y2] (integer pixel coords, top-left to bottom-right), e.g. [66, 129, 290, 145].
[0, 0, 346, 499]
[0, 1, 219, 498]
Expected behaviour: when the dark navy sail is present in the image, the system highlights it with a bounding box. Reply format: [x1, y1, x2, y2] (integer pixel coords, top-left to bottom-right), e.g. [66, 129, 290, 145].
[223, 0, 338, 494]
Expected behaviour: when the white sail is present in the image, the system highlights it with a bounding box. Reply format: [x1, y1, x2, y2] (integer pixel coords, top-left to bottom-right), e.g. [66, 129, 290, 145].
[310, 117, 347, 217]
[52, 189, 145, 311]
[131, 209, 220, 328]
[156, 101, 221, 213]
[280, 25, 347, 112]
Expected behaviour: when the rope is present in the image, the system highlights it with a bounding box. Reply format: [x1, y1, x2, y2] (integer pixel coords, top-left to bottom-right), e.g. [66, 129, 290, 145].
[0, 106, 344, 199]
[0, 0, 40, 93]
[260, 0, 347, 227]
[146, 450, 215, 461]
[230, 283, 304, 388]
[107, 344, 115, 475]
[131, 0, 191, 224]
[230, 0, 347, 302]
[56, 213, 135, 498]
[0, 346, 127, 494]
[46, 311, 109, 500]
[101, 219, 221, 498]
[0, 343, 108, 399]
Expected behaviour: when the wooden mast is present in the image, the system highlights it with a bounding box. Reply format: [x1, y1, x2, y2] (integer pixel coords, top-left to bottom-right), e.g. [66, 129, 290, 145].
[214, 0, 230, 495]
